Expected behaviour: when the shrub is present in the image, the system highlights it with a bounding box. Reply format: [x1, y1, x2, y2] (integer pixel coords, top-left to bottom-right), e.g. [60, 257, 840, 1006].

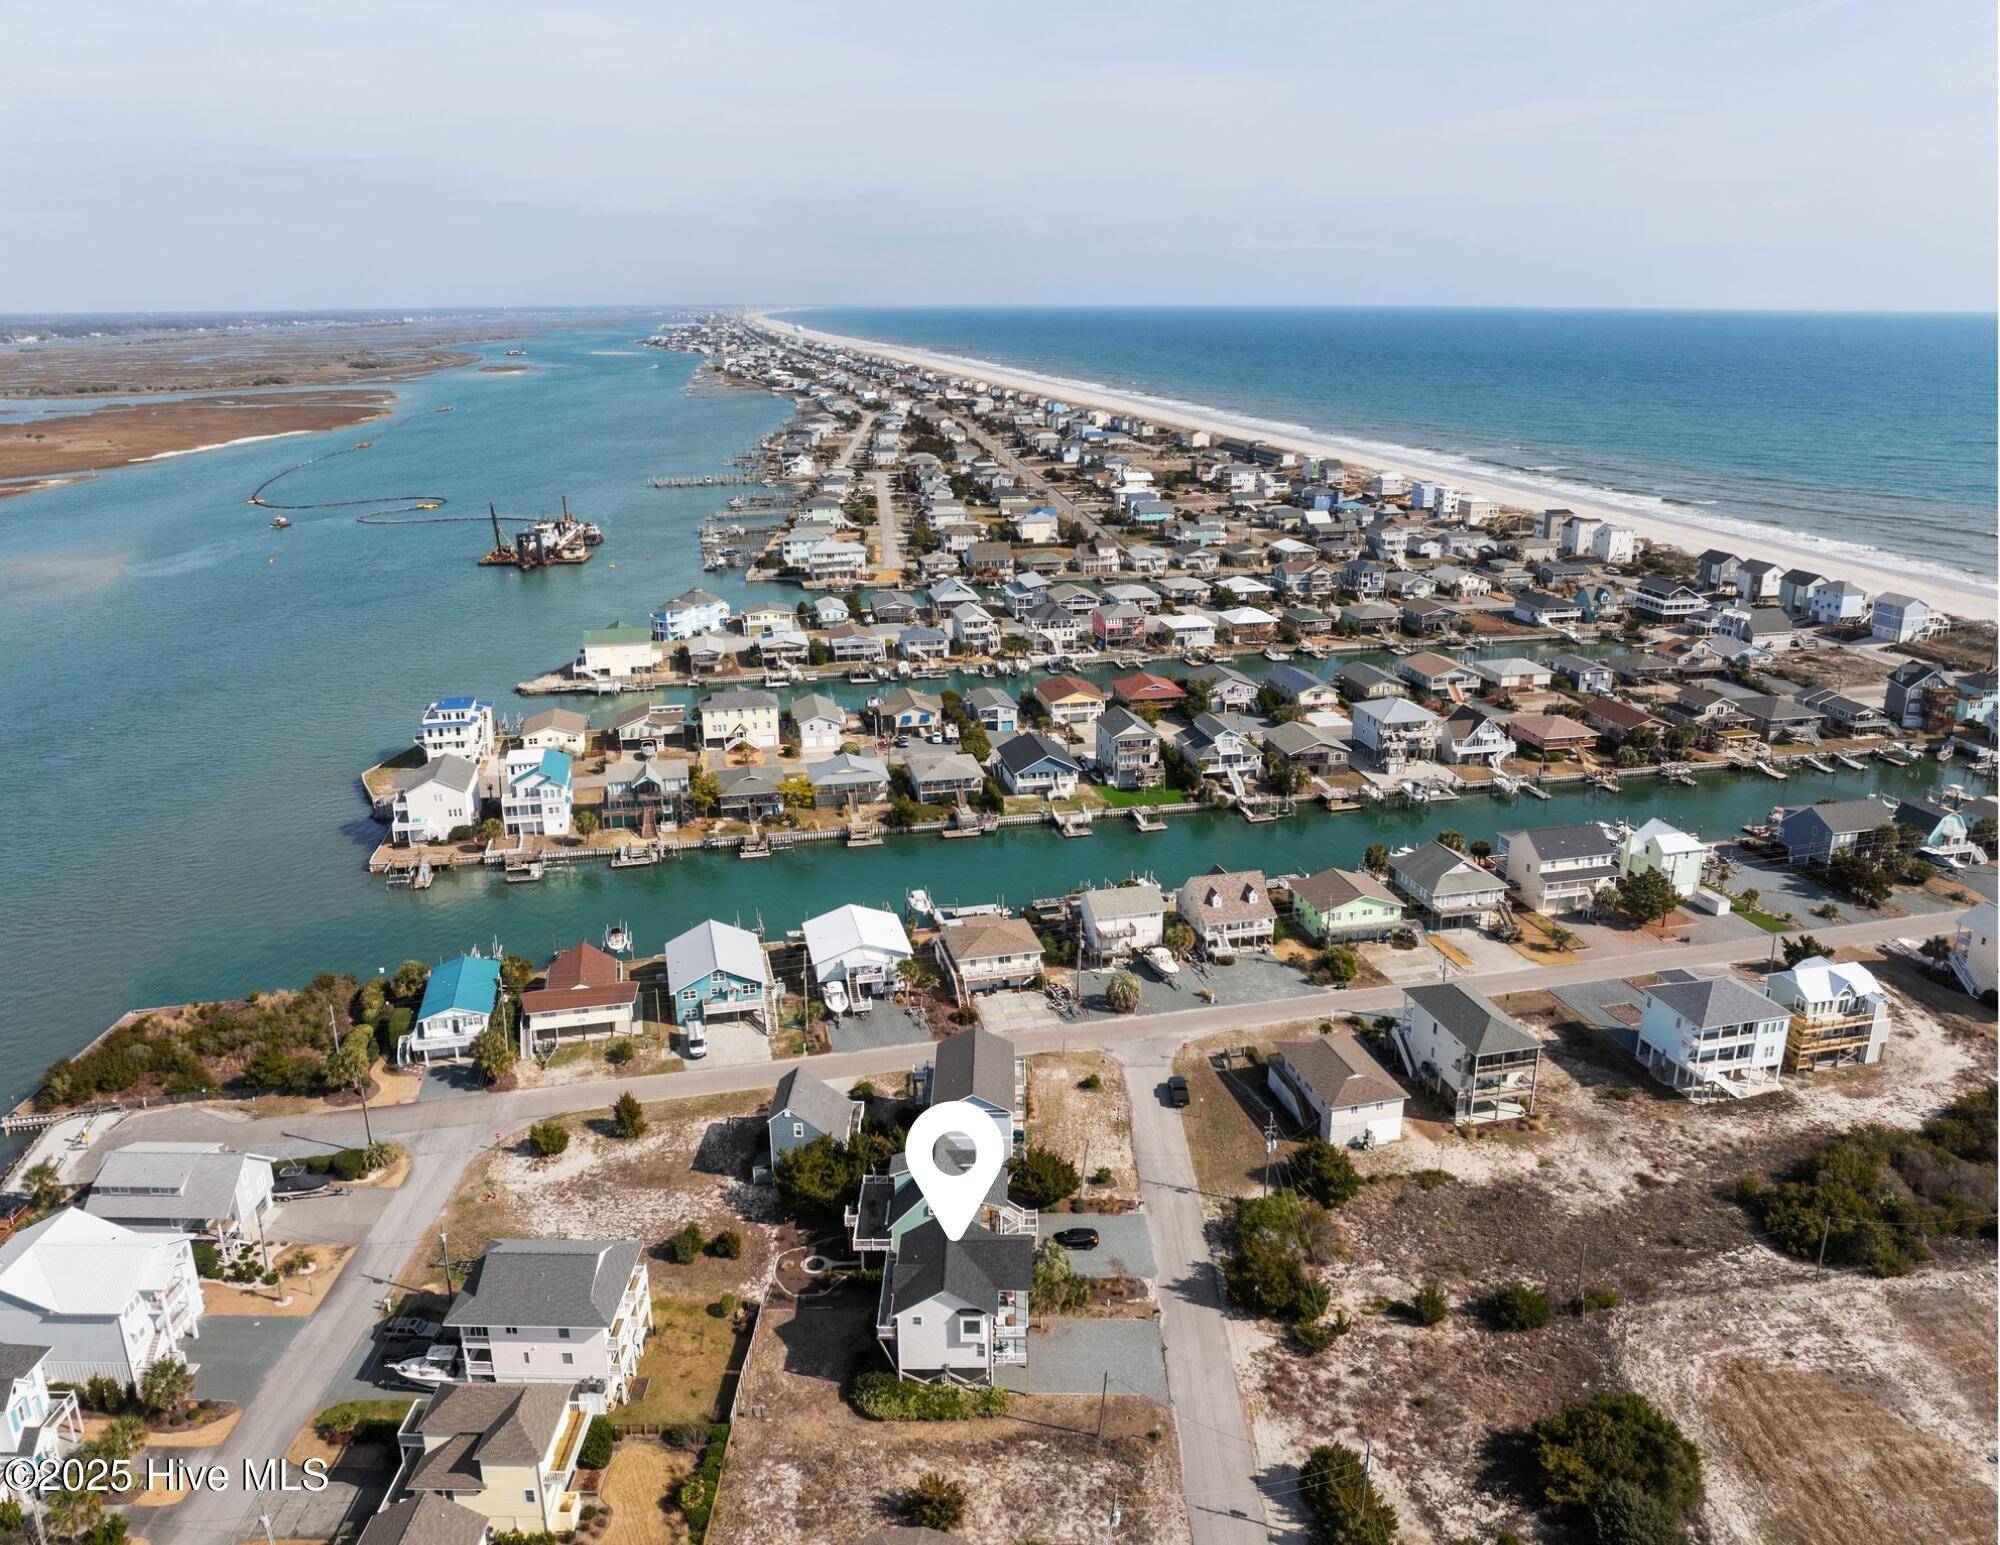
[1588, 1479, 1689, 1545]
[329, 1147, 371, 1182]
[603, 1039, 636, 1066]
[1530, 1391, 1704, 1524]
[1223, 1193, 1320, 1321]
[1409, 1282, 1449, 1326]
[578, 1416, 617, 1469]
[1008, 1146, 1080, 1209]
[851, 1370, 1008, 1422]
[611, 1091, 648, 1139]
[1288, 1138, 1362, 1209]
[708, 1229, 743, 1260]
[669, 1222, 706, 1265]
[192, 1241, 222, 1279]
[676, 1425, 729, 1542]
[526, 1120, 570, 1158]
[1292, 1311, 1352, 1355]
[1078, 1072, 1102, 1091]
[1488, 1281, 1553, 1331]
[773, 1135, 865, 1222]
[1031, 1240, 1090, 1315]
[1298, 1442, 1399, 1544]
[899, 1472, 967, 1531]
[1104, 971, 1143, 1014]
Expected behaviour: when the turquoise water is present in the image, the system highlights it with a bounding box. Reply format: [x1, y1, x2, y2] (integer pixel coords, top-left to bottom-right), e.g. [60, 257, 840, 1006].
[784, 306, 1999, 583]
[0, 326, 1965, 1109]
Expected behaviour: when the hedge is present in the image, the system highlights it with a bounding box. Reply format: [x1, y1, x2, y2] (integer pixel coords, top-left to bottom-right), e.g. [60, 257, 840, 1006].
[850, 1369, 1008, 1421]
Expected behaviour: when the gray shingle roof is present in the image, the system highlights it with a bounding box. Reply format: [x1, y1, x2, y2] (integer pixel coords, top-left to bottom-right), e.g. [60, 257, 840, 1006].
[1506, 824, 1620, 862]
[1643, 974, 1788, 1029]
[930, 1026, 1017, 1111]
[1272, 1036, 1404, 1113]
[444, 1238, 641, 1330]
[413, 1381, 576, 1472]
[1391, 843, 1498, 897]
[85, 1145, 264, 1225]
[888, 1219, 1033, 1317]
[358, 1495, 490, 1545]
[1405, 983, 1539, 1057]
[772, 1070, 859, 1140]
[0, 1343, 49, 1385]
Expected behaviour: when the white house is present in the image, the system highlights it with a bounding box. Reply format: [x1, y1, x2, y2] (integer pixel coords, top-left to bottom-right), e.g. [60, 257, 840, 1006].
[1176, 870, 1276, 958]
[699, 689, 783, 751]
[1396, 983, 1541, 1124]
[443, 1238, 652, 1412]
[502, 749, 574, 837]
[1265, 1036, 1405, 1147]
[802, 904, 913, 1013]
[0, 1210, 202, 1385]
[1351, 698, 1442, 771]
[1620, 818, 1707, 899]
[789, 693, 846, 755]
[519, 708, 588, 757]
[84, 1144, 274, 1247]
[1951, 901, 1997, 999]
[575, 623, 660, 679]
[1500, 823, 1623, 914]
[876, 1220, 1032, 1383]
[391, 755, 481, 845]
[1075, 882, 1165, 964]
[1635, 969, 1788, 1097]
[418, 697, 495, 763]
[650, 588, 731, 642]
[1763, 957, 1891, 1073]
[0, 1344, 82, 1494]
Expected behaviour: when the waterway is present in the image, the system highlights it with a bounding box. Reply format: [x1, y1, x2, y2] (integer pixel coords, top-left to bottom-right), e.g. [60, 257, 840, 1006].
[0, 327, 1970, 1110]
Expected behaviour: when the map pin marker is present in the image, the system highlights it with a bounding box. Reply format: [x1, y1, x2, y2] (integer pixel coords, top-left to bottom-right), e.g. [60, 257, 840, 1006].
[905, 1099, 1007, 1241]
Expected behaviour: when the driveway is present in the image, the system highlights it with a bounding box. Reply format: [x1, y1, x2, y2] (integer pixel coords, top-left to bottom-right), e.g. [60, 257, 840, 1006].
[1077, 953, 1318, 1019]
[679, 1017, 771, 1067]
[996, 1317, 1168, 1402]
[183, 1315, 306, 1404]
[826, 1004, 931, 1053]
[1116, 1042, 1271, 1544]
[1039, 1211, 1156, 1281]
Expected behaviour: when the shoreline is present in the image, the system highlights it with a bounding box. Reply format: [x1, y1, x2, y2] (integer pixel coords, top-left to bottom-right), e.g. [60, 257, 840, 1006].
[749, 311, 1997, 622]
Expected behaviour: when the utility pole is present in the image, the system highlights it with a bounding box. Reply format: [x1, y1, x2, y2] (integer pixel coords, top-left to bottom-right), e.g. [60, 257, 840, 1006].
[330, 1005, 376, 1150]
[1096, 1369, 1109, 1441]
[1262, 1111, 1278, 1198]
[1816, 1215, 1830, 1275]
[439, 1225, 452, 1291]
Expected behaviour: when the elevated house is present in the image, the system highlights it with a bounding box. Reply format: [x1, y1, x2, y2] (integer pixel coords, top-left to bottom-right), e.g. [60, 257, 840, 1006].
[1396, 984, 1541, 1125]
[934, 916, 1046, 1004]
[1951, 901, 1997, 999]
[1635, 970, 1788, 1098]
[391, 756, 481, 845]
[1176, 869, 1276, 958]
[1775, 796, 1898, 867]
[444, 1239, 651, 1410]
[401, 954, 501, 1065]
[1499, 823, 1623, 915]
[1288, 867, 1403, 942]
[1620, 818, 1707, 898]
[1266, 1036, 1405, 1147]
[1351, 698, 1442, 771]
[519, 942, 638, 1055]
[84, 1144, 274, 1247]
[1764, 957, 1891, 1074]
[419, 697, 496, 764]
[1094, 706, 1164, 788]
[0, 1345, 82, 1501]
[0, 1210, 202, 1385]
[501, 748, 574, 838]
[802, 905, 913, 1014]
[1075, 882, 1166, 964]
[390, 1382, 591, 1535]
[874, 1221, 1032, 1384]
[663, 919, 774, 1032]
[1388, 843, 1508, 929]
[915, 1026, 1025, 1149]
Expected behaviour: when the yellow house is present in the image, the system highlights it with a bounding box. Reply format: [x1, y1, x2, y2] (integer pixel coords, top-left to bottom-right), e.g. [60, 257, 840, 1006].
[393, 1382, 589, 1535]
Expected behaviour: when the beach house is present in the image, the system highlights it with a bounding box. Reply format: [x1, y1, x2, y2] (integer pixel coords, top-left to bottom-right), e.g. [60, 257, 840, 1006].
[0, 1345, 82, 1494]
[699, 688, 782, 751]
[502, 749, 574, 838]
[663, 920, 773, 1031]
[1397, 984, 1541, 1125]
[1351, 698, 1442, 771]
[1287, 867, 1403, 942]
[1176, 870, 1277, 958]
[389, 1382, 592, 1534]
[574, 623, 659, 680]
[1763, 957, 1891, 1073]
[444, 1239, 651, 1410]
[1075, 882, 1166, 964]
[519, 708, 588, 756]
[1951, 902, 1997, 999]
[1499, 823, 1623, 915]
[419, 697, 496, 763]
[993, 731, 1082, 797]
[788, 693, 845, 755]
[401, 954, 502, 1064]
[1620, 818, 1707, 898]
[1870, 593, 1939, 644]
[915, 1026, 1026, 1149]
[1635, 970, 1788, 1097]
[518, 942, 637, 1054]
[83, 1145, 274, 1247]
[934, 916, 1047, 1004]
[768, 1070, 863, 1161]
[802, 904, 913, 1013]
[875, 1220, 1033, 1384]
[1265, 1036, 1406, 1147]
[391, 755, 481, 845]
[0, 1210, 203, 1385]
[1388, 843, 1508, 929]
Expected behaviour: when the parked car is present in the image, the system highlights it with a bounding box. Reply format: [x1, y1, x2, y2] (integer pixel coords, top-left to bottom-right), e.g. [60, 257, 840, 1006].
[684, 1023, 709, 1060]
[384, 1316, 443, 1340]
[1052, 1227, 1100, 1251]
[1167, 1075, 1190, 1107]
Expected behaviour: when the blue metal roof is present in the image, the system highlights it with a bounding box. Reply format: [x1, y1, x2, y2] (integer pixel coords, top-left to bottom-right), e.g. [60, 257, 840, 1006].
[430, 695, 489, 713]
[417, 955, 501, 1022]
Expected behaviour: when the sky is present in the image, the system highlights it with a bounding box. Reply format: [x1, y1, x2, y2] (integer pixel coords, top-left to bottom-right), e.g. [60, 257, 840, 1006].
[3, 0, 1994, 312]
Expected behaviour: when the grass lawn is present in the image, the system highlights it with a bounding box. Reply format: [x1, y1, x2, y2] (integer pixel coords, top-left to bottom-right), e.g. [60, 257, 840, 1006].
[1097, 785, 1189, 808]
[616, 1297, 752, 1432]
[313, 1398, 415, 1440]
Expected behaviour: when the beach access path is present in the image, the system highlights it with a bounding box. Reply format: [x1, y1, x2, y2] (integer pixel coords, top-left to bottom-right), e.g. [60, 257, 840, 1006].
[750, 314, 1997, 624]
[125, 906, 1967, 1545]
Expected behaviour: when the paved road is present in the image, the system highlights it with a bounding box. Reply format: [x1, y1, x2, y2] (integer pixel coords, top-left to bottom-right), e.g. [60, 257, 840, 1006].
[1119, 1039, 1271, 1543]
[870, 468, 901, 573]
[124, 906, 1956, 1543]
[958, 418, 1108, 542]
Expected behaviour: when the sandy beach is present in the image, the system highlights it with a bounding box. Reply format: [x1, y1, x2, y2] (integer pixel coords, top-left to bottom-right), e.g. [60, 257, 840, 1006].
[753, 313, 1996, 622]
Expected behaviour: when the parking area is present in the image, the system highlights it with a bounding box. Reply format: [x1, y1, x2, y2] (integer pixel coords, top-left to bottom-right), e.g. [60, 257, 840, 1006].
[979, 989, 1064, 1035]
[996, 1317, 1168, 1401]
[826, 1002, 932, 1053]
[1076, 952, 1321, 1019]
[1038, 1211, 1155, 1281]
[677, 1016, 772, 1066]
[182, 1316, 305, 1404]
[418, 1063, 484, 1101]
[1728, 854, 1876, 924]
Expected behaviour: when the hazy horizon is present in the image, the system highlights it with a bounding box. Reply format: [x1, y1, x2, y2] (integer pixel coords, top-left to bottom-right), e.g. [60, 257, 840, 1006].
[5, 1, 1993, 314]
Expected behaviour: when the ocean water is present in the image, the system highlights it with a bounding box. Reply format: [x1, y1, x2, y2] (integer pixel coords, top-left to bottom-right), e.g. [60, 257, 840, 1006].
[783, 306, 1999, 582]
[0, 324, 1966, 1112]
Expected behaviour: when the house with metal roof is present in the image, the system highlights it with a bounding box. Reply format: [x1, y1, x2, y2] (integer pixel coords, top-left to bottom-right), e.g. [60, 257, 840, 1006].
[768, 1070, 863, 1160]
[663, 920, 773, 1031]
[1499, 823, 1623, 914]
[0, 1209, 202, 1385]
[403, 954, 501, 1064]
[84, 1144, 273, 1246]
[1266, 1035, 1406, 1147]
[444, 1239, 650, 1410]
[1635, 969, 1789, 1097]
[1397, 983, 1541, 1124]
[875, 1220, 1033, 1383]
[0, 1342, 83, 1489]
[802, 905, 913, 1013]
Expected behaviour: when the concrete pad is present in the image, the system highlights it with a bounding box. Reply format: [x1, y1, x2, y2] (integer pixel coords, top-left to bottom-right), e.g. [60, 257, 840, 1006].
[182, 1316, 305, 1404]
[1039, 1212, 1156, 1281]
[1076, 952, 1319, 1020]
[979, 990, 1064, 1036]
[826, 1004, 932, 1054]
[677, 1016, 772, 1067]
[995, 1317, 1168, 1401]
[1360, 940, 1451, 985]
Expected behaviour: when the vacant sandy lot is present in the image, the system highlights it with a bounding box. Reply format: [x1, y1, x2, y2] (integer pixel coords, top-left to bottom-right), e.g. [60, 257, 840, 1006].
[717, 1291, 1188, 1545]
[1028, 1049, 1140, 1204]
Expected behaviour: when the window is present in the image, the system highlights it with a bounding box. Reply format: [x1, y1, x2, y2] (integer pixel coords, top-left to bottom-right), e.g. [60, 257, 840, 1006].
[792, 1123, 805, 1139]
[557, 1328, 571, 1339]
[504, 1326, 519, 1335]
[561, 1352, 574, 1365]
[523, 1489, 536, 1503]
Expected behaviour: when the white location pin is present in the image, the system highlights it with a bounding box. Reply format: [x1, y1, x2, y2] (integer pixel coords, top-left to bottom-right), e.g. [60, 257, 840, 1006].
[904, 1099, 1007, 1242]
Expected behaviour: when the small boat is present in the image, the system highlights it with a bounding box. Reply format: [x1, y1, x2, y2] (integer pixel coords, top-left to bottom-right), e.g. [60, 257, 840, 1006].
[603, 921, 633, 954]
[1262, 648, 1292, 663]
[610, 844, 660, 869]
[392, 1344, 461, 1390]
[434, 405, 454, 414]
[411, 859, 434, 891]
[1144, 945, 1181, 981]
[268, 516, 291, 529]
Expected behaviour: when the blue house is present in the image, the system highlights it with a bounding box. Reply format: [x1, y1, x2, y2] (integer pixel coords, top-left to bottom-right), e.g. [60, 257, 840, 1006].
[1577, 583, 1622, 622]
[664, 920, 774, 1031]
[402, 954, 502, 1065]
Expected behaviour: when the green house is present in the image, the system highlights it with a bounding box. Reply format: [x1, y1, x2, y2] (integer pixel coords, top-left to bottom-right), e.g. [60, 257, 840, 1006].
[1290, 867, 1404, 942]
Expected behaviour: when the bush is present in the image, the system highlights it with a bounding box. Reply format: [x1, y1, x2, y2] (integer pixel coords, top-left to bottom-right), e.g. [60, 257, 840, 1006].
[899, 1471, 967, 1531]
[1104, 970, 1143, 1014]
[1409, 1282, 1449, 1326]
[676, 1425, 729, 1542]
[707, 1229, 743, 1260]
[604, 1039, 636, 1066]
[1224, 1193, 1319, 1321]
[1488, 1281, 1553, 1331]
[1078, 1072, 1102, 1091]
[1288, 1138, 1361, 1209]
[668, 1222, 706, 1265]
[1299, 1442, 1399, 1544]
[528, 1120, 570, 1159]
[611, 1091, 648, 1140]
[1009, 1146, 1080, 1209]
[192, 1241, 222, 1279]
[1588, 1479, 1689, 1545]
[1031, 1240, 1090, 1315]
[578, 1415, 617, 1469]
[773, 1135, 865, 1222]
[1530, 1391, 1704, 1524]
[1293, 1311, 1351, 1355]
[329, 1147, 371, 1182]
[851, 1370, 1008, 1422]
